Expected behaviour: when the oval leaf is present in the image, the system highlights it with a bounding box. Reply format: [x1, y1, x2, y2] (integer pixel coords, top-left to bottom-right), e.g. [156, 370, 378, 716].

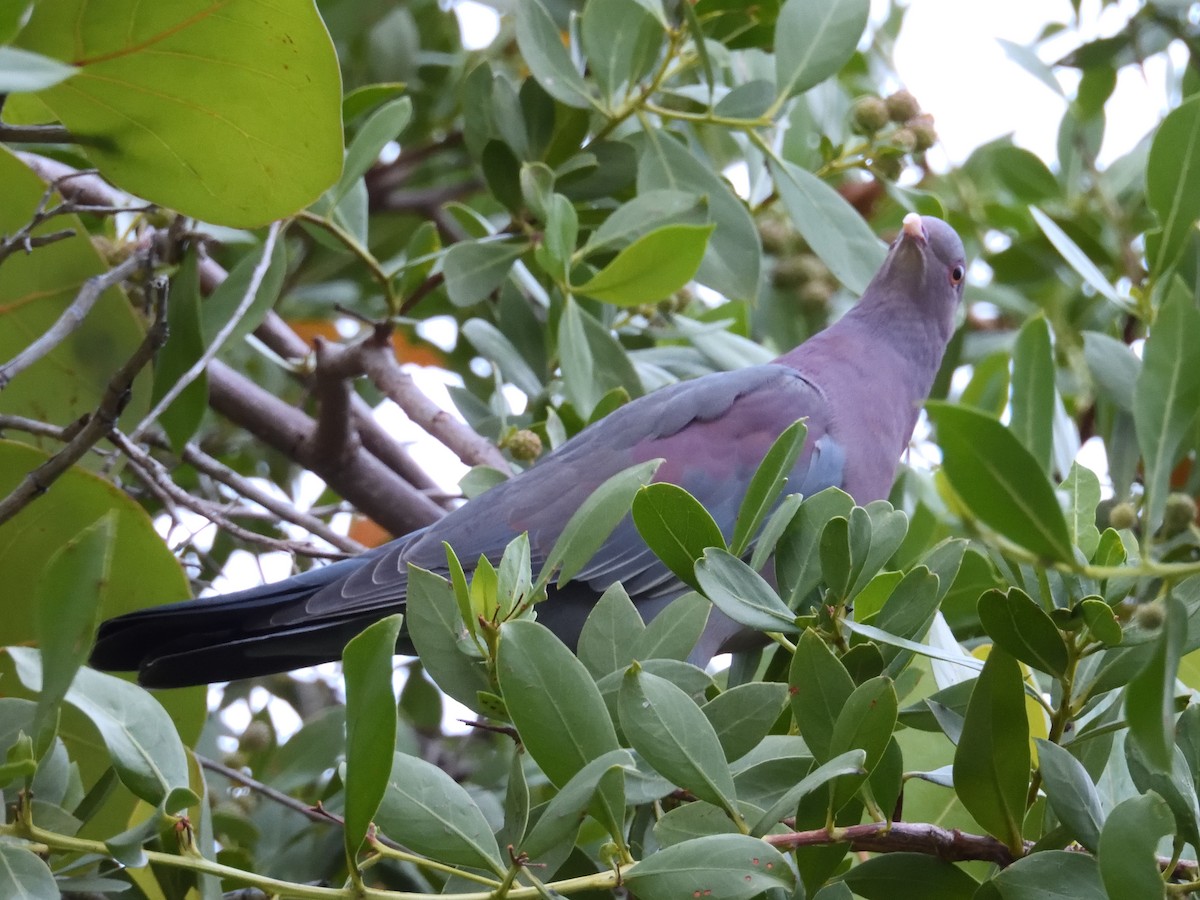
[624, 834, 794, 900]
[694, 548, 799, 633]
[574, 224, 714, 306]
[632, 483, 726, 589]
[977, 588, 1069, 677]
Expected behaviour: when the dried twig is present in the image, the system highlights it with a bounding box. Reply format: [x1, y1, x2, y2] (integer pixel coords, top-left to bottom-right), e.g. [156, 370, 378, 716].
[0, 275, 168, 526]
[130, 222, 284, 442]
[0, 247, 150, 389]
[0, 124, 73, 143]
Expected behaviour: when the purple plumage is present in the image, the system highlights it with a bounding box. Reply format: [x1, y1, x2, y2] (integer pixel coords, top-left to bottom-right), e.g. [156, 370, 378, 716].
[90, 214, 966, 687]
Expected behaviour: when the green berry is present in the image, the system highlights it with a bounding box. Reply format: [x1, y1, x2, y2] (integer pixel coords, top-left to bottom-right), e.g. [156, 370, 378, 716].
[1135, 601, 1165, 631]
[885, 89, 921, 123]
[907, 114, 937, 152]
[758, 218, 795, 255]
[851, 96, 890, 135]
[239, 720, 272, 753]
[1162, 492, 1197, 537]
[872, 155, 904, 181]
[797, 280, 833, 310]
[506, 429, 543, 463]
[1108, 501, 1138, 531]
[889, 128, 918, 154]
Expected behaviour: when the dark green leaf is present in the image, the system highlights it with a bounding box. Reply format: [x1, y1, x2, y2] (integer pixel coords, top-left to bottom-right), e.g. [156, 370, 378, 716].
[153, 251, 206, 450]
[584, 190, 708, 255]
[515, 0, 594, 108]
[633, 483, 725, 589]
[776, 487, 856, 607]
[731, 419, 808, 556]
[199, 235, 287, 363]
[774, 0, 870, 99]
[702, 682, 788, 762]
[837, 852, 978, 899]
[580, 0, 662, 105]
[619, 666, 740, 818]
[1098, 792, 1174, 900]
[634, 591, 710, 662]
[1134, 281, 1200, 531]
[374, 751, 505, 875]
[1035, 739, 1104, 852]
[498, 620, 620, 787]
[624, 834, 794, 899]
[443, 240, 526, 307]
[1146, 94, 1200, 273]
[694, 547, 798, 633]
[827, 676, 898, 806]
[984, 851, 1105, 899]
[769, 158, 886, 295]
[0, 841, 58, 900]
[789, 630, 855, 761]
[1126, 592, 1186, 770]
[1125, 738, 1200, 852]
[1080, 597, 1122, 646]
[521, 749, 635, 858]
[544, 458, 661, 585]
[928, 402, 1074, 562]
[1010, 315, 1055, 474]
[578, 583, 646, 678]
[342, 613, 403, 862]
[405, 565, 491, 712]
[461, 318, 544, 397]
[977, 588, 1068, 677]
[748, 750, 866, 836]
[952, 647, 1029, 853]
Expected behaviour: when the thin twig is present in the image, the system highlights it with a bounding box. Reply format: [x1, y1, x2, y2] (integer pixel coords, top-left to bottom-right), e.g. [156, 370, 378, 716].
[17, 152, 128, 207]
[0, 274, 168, 526]
[0, 124, 73, 143]
[0, 249, 150, 389]
[130, 221, 284, 441]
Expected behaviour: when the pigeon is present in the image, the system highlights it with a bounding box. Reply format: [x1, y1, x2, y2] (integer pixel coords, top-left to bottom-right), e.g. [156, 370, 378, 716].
[90, 213, 966, 687]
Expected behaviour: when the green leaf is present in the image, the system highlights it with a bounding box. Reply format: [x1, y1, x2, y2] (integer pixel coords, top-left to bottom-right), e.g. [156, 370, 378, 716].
[1029, 207, 1125, 309]
[632, 483, 726, 589]
[8, 647, 190, 808]
[1146, 94, 1200, 273]
[731, 420, 808, 556]
[634, 592, 710, 662]
[774, 0, 870, 99]
[557, 296, 644, 418]
[748, 749, 867, 836]
[543, 458, 661, 586]
[776, 487, 856, 607]
[952, 647, 1029, 853]
[702, 682, 788, 762]
[1082, 331, 1141, 412]
[332, 96, 412, 204]
[837, 852, 979, 900]
[619, 666, 740, 819]
[1035, 739, 1105, 852]
[18, 1, 341, 226]
[515, 0, 593, 109]
[624, 834, 795, 899]
[864, 566, 943, 677]
[769, 158, 887, 295]
[443, 240, 526, 307]
[1134, 281, 1200, 531]
[631, 131, 761, 300]
[498, 621, 620, 787]
[1062, 463, 1102, 559]
[374, 751, 505, 875]
[977, 588, 1068, 678]
[199, 235, 287, 355]
[578, 583, 646, 678]
[1126, 592, 1187, 770]
[580, 0, 662, 105]
[151, 250, 207, 450]
[34, 512, 115, 747]
[1098, 792, 1174, 900]
[927, 402, 1074, 562]
[983, 851, 1105, 899]
[1009, 316, 1055, 474]
[0, 841, 58, 900]
[520, 749, 636, 858]
[789, 630, 855, 762]
[462, 318, 544, 398]
[341, 82, 407, 122]
[1125, 738, 1200, 852]
[0, 45, 76, 92]
[694, 547, 799, 633]
[827, 676, 898, 807]
[341, 613, 403, 863]
[584, 190, 707, 256]
[1080, 596, 1122, 646]
[574, 224, 713, 305]
[404, 565, 490, 712]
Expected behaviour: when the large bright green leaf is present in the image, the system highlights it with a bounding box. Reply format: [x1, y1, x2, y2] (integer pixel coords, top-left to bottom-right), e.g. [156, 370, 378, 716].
[18, 0, 342, 226]
[574, 224, 714, 306]
[927, 403, 1074, 563]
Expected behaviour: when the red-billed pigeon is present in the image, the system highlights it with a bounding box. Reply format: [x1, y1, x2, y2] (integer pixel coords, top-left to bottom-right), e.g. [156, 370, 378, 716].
[90, 213, 966, 687]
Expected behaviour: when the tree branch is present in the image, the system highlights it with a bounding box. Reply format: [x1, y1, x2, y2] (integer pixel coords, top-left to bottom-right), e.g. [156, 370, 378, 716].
[0, 124, 73, 143]
[0, 248, 150, 389]
[0, 275, 168, 526]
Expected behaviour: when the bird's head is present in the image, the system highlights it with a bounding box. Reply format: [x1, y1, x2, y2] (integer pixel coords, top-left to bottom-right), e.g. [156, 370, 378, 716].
[875, 212, 966, 341]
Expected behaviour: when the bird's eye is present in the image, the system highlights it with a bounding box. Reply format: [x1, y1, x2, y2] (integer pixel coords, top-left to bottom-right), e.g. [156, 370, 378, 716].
[950, 264, 965, 285]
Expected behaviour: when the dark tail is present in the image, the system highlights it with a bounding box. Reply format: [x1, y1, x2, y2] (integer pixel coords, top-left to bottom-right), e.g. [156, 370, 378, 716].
[89, 558, 393, 688]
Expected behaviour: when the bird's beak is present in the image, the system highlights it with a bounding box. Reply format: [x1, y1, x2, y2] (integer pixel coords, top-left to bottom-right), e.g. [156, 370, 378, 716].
[901, 212, 927, 245]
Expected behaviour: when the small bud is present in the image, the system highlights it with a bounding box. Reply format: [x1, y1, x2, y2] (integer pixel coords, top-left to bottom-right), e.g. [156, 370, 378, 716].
[797, 280, 833, 310]
[889, 128, 918, 154]
[758, 218, 795, 255]
[239, 720, 272, 753]
[871, 155, 904, 181]
[851, 96, 890, 135]
[885, 89, 921, 123]
[1162, 492, 1197, 537]
[506, 429, 543, 463]
[907, 114, 937, 152]
[1135, 601, 1165, 631]
[1107, 501, 1138, 531]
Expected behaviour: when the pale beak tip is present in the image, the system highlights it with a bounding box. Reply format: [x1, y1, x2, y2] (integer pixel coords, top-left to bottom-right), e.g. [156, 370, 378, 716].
[902, 212, 926, 242]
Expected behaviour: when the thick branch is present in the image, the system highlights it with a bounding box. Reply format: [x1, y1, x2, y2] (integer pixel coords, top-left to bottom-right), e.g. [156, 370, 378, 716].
[0, 276, 168, 526]
[206, 360, 444, 535]
[0, 248, 148, 388]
